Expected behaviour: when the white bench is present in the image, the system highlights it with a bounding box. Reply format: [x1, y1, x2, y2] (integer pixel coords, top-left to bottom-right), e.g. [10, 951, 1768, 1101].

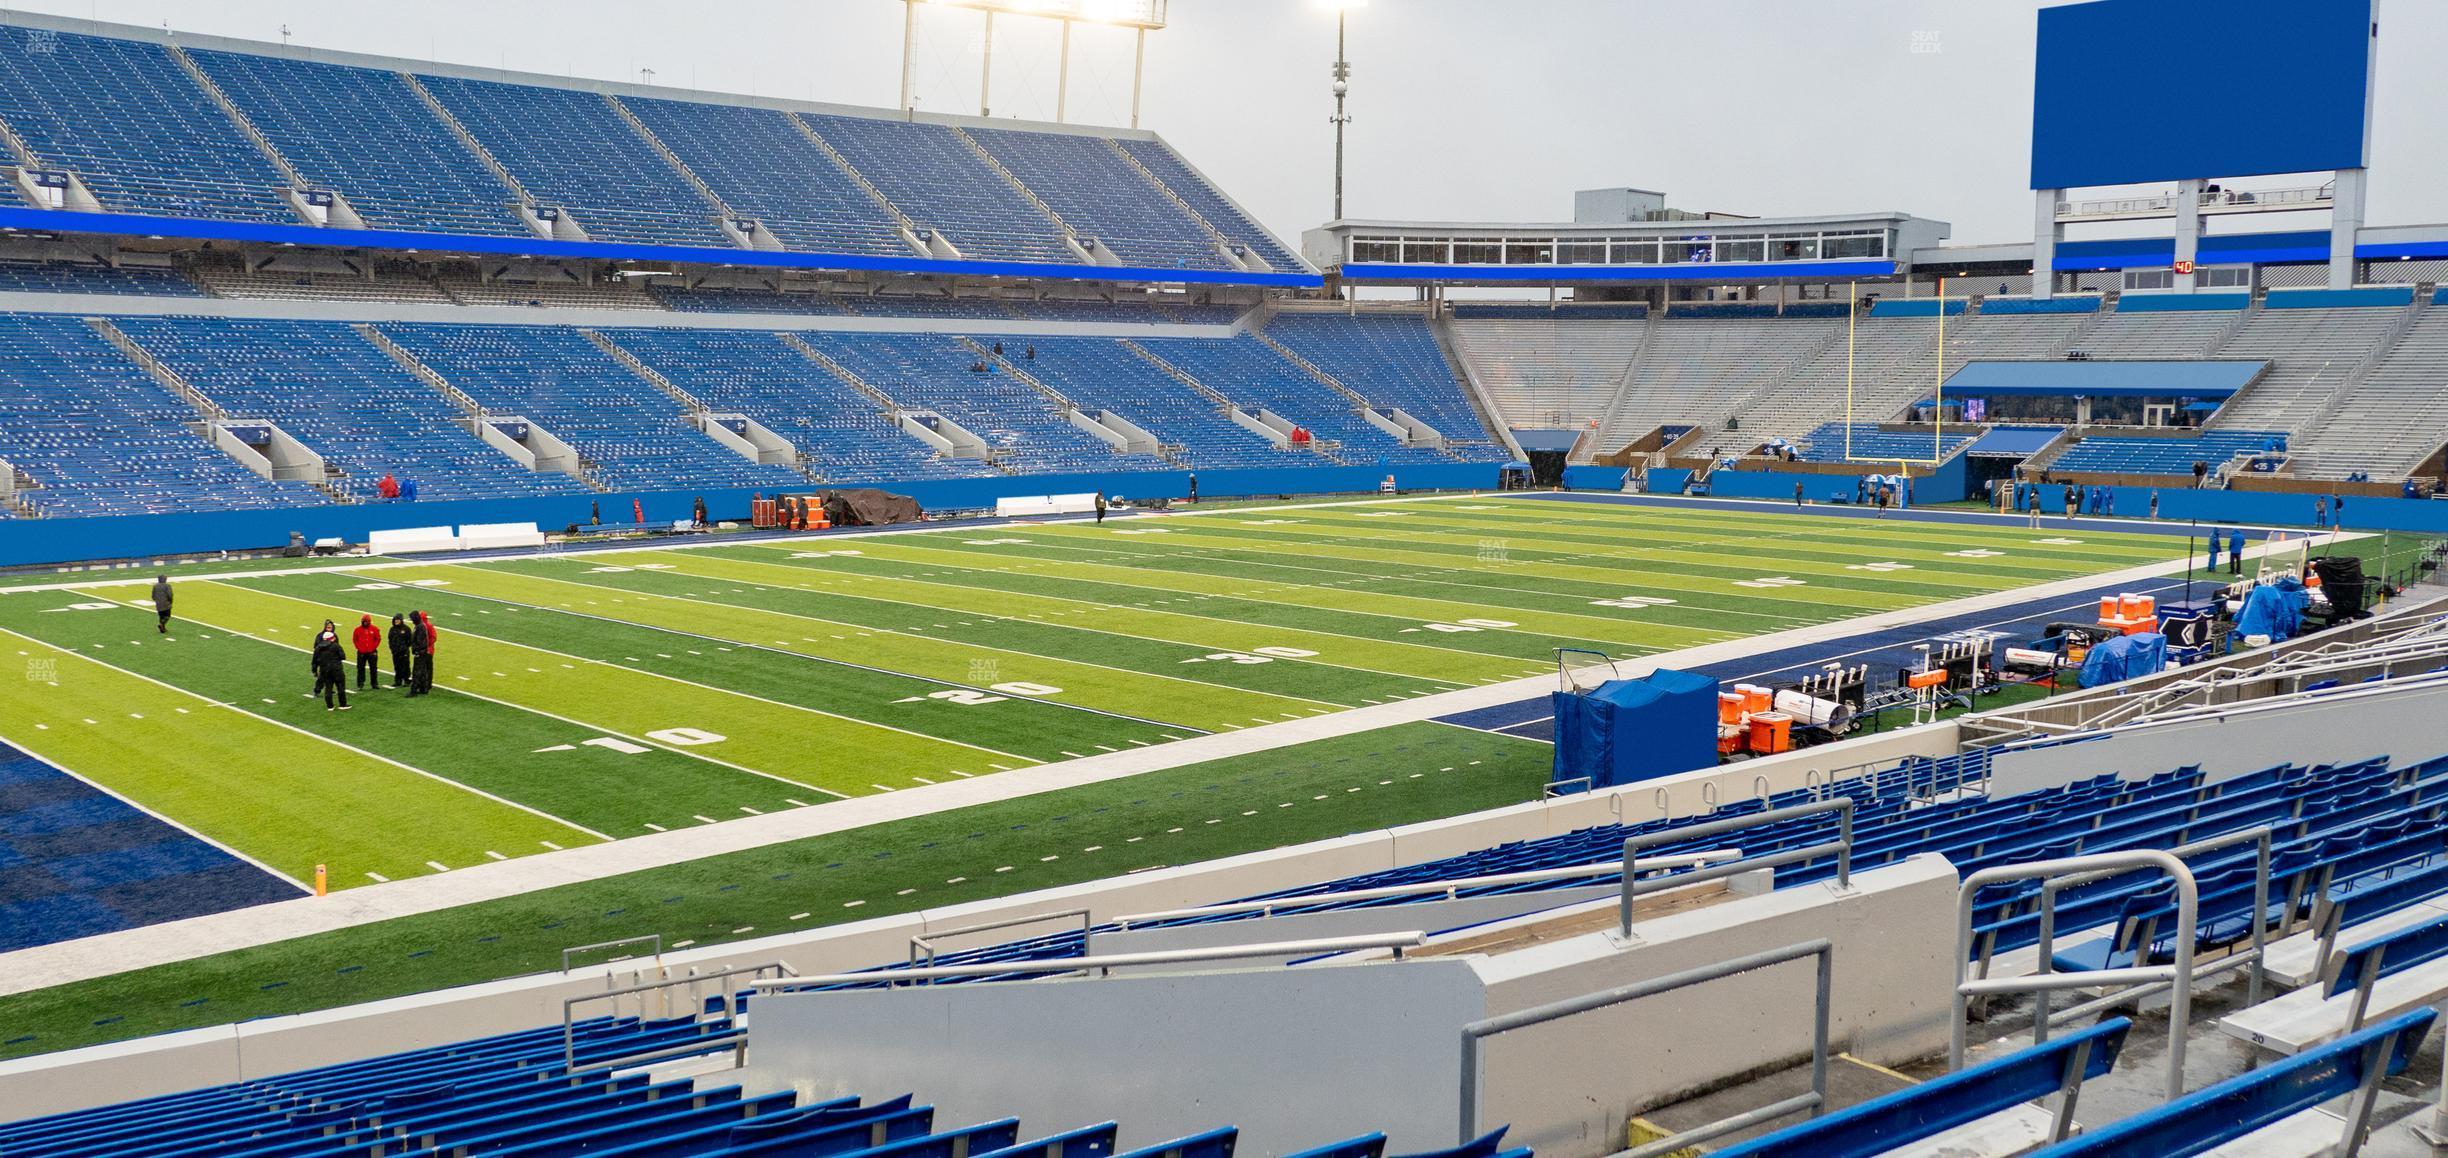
[458, 522, 546, 551]
[995, 494, 1100, 518]
[367, 525, 460, 554]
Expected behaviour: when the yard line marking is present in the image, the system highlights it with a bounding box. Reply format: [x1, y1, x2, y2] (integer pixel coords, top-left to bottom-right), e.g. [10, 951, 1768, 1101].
[574, 556, 1367, 710]
[212, 581, 866, 797]
[725, 547, 1503, 686]
[365, 872, 388, 882]
[424, 860, 450, 872]
[5, 621, 609, 846]
[393, 568, 1184, 746]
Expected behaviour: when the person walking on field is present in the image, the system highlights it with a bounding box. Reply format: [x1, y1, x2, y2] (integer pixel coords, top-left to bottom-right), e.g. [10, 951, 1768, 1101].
[350, 614, 381, 690]
[1093, 492, 1108, 524]
[311, 621, 351, 711]
[150, 573, 173, 634]
[408, 610, 437, 696]
[386, 613, 413, 690]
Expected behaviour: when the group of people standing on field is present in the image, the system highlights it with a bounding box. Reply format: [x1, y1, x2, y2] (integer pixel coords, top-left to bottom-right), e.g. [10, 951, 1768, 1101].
[308, 610, 439, 709]
[151, 575, 440, 712]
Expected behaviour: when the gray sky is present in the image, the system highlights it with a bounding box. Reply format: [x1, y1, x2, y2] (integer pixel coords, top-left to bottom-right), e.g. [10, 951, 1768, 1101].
[13, 0, 2447, 250]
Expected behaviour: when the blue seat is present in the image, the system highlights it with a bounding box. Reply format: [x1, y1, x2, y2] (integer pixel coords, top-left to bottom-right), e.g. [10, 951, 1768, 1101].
[2026, 1009, 2433, 1157]
[1711, 1018, 2130, 1158]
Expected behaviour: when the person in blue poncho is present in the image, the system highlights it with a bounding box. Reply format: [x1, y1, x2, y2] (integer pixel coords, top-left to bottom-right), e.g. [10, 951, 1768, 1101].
[2207, 527, 2223, 574]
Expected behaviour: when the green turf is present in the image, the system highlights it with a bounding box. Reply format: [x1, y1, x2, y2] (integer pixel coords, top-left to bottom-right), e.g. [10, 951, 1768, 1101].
[418, 561, 1335, 731]
[233, 570, 1185, 763]
[0, 722, 1548, 1061]
[0, 619, 590, 884]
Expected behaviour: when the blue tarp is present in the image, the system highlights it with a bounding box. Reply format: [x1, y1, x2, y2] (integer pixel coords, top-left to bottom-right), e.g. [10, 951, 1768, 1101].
[2232, 576, 2311, 644]
[2079, 632, 2170, 688]
[1551, 668, 1720, 792]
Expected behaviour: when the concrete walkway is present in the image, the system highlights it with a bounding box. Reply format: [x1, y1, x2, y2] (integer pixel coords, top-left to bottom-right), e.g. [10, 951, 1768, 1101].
[0, 493, 2273, 997]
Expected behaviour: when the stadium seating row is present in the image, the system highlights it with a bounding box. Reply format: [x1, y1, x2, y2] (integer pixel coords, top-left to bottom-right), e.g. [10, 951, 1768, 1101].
[0, 22, 1301, 272]
[0, 310, 1499, 516]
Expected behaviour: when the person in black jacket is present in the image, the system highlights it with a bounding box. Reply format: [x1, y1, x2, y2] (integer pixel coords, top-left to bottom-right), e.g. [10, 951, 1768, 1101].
[311, 621, 351, 711]
[408, 610, 435, 697]
[386, 613, 413, 689]
[151, 574, 173, 633]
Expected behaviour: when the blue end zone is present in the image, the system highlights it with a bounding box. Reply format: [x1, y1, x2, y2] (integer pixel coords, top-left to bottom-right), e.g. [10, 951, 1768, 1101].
[0, 743, 303, 952]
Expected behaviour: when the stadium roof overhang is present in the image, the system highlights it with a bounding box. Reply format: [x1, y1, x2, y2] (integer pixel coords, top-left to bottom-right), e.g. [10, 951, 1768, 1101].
[1934, 359, 2270, 399]
[0, 204, 1324, 290]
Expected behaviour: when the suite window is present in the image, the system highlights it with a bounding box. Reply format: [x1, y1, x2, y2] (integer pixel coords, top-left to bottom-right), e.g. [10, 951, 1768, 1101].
[1351, 238, 1401, 263]
[1556, 241, 1608, 264]
[1451, 238, 1503, 264]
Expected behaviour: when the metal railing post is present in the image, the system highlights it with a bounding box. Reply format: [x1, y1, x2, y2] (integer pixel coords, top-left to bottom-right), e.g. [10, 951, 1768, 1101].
[1457, 939, 1833, 1153]
[1951, 849, 2198, 1101]
[1620, 797, 1856, 938]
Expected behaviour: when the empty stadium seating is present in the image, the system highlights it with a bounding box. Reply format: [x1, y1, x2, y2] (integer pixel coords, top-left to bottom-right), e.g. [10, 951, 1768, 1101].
[187, 49, 529, 237]
[1263, 312, 1499, 451]
[600, 327, 996, 483]
[623, 97, 913, 258]
[112, 316, 587, 502]
[0, 26, 293, 223]
[0, 312, 309, 517]
[1449, 312, 1644, 433]
[1606, 317, 1842, 449]
[1111, 137, 1308, 272]
[2289, 301, 2448, 478]
[2207, 305, 2406, 434]
[798, 332, 1164, 474]
[1795, 422, 1975, 463]
[378, 322, 804, 491]
[414, 74, 734, 249]
[2048, 429, 2286, 476]
[1136, 336, 1451, 464]
[1011, 338, 1292, 469]
[804, 115, 1076, 265]
[968, 127, 1224, 269]
[0, 1012, 1496, 1158]
[0, 260, 200, 297]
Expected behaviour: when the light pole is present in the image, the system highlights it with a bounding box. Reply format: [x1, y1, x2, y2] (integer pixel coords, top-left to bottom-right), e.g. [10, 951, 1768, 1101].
[1329, 3, 1356, 221]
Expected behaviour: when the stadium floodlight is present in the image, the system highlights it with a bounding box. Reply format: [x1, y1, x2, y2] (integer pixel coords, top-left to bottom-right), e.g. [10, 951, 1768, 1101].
[898, 0, 1168, 125]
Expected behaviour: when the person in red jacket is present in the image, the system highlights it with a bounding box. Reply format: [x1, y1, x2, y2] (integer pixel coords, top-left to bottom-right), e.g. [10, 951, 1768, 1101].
[376, 473, 400, 500]
[351, 614, 382, 690]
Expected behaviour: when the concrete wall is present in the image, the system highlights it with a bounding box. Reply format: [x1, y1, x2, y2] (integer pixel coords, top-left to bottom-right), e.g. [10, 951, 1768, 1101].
[750, 959, 1488, 1158]
[1990, 677, 2448, 794]
[1470, 856, 1961, 1158]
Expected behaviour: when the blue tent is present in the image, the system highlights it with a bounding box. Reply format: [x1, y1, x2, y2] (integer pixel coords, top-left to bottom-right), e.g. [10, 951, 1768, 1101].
[2078, 632, 2169, 688]
[2231, 575, 2310, 644]
[1551, 668, 1720, 792]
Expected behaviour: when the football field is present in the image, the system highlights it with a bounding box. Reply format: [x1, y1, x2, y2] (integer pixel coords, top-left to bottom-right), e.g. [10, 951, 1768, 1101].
[0, 495, 2194, 893]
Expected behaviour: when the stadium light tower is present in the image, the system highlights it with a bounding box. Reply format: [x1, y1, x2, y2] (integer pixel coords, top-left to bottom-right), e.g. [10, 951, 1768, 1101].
[896, 0, 1169, 125]
[1325, 0, 1364, 221]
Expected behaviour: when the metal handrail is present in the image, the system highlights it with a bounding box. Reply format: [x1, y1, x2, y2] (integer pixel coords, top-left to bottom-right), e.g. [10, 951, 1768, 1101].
[910, 908, 1094, 973]
[563, 960, 795, 1070]
[755, 931, 1429, 995]
[1543, 776, 1594, 799]
[1951, 850, 2197, 1100]
[1456, 939, 1834, 1155]
[1112, 852, 1741, 928]
[1622, 797, 1854, 937]
[563, 934, 662, 974]
[2025, 827, 2273, 1043]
